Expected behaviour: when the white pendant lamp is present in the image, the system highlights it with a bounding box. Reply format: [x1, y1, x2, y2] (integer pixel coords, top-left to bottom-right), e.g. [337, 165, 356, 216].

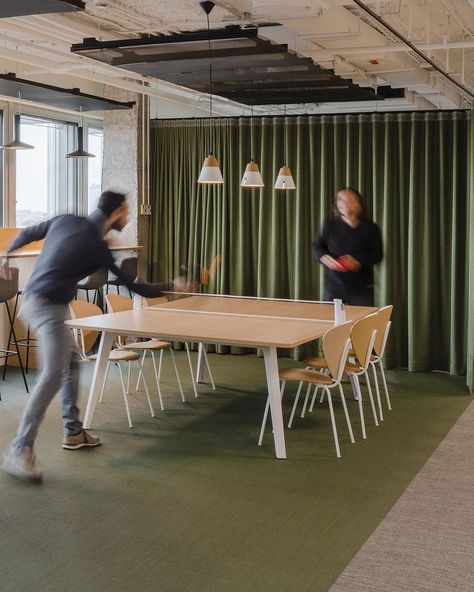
[274, 106, 296, 191]
[241, 159, 264, 188]
[198, 154, 224, 184]
[274, 165, 296, 190]
[197, 1, 223, 185]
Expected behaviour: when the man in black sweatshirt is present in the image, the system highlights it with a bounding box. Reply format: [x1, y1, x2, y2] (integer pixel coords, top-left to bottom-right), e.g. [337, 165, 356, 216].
[0, 191, 183, 483]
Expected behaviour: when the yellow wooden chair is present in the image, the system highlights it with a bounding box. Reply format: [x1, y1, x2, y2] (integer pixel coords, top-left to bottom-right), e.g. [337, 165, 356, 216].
[105, 294, 185, 410]
[258, 321, 354, 458]
[69, 299, 155, 428]
[305, 312, 380, 439]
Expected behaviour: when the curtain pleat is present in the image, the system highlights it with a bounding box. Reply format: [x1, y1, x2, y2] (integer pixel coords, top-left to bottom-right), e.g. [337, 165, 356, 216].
[150, 112, 473, 388]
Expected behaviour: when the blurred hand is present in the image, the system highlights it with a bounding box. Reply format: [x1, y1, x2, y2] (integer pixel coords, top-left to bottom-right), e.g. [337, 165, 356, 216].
[320, 255, 345, 272]
[0, 258, 13, 280]
[172, 275, 201, 294]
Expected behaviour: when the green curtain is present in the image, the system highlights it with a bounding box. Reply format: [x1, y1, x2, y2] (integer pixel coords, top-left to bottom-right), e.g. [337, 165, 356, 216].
[150, 112, 473, 389]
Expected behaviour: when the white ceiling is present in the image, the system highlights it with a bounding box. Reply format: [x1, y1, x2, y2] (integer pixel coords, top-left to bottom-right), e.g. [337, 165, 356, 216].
[1, 0, 474, 116]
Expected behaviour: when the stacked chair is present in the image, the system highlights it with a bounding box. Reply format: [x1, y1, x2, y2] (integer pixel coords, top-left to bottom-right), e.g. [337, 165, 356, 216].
[69, 299, 155, 428]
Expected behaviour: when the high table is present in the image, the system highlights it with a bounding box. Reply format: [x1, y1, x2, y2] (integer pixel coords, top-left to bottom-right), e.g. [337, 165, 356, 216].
[65, 295, 376, 459]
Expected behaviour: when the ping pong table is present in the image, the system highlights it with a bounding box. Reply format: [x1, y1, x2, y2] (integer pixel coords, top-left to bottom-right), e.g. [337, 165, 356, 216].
[65, 294, 376, 459]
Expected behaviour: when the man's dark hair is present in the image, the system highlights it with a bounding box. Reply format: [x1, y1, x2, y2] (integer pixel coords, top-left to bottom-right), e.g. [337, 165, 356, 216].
[98, 191, 126, 216]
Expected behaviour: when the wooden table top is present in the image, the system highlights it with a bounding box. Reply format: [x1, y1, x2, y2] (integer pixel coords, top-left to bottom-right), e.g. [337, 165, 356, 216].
[66, 297, 377, 349]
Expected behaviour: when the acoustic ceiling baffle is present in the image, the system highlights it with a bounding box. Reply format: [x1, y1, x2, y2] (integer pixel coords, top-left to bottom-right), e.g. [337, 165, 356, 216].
[70, 26, 392, 106]
[0, 0, 85, 19]
[0, 73, 135, 112]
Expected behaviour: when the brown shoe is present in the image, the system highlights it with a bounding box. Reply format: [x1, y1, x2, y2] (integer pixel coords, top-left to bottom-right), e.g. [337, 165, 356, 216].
[62, 429, 101, 450]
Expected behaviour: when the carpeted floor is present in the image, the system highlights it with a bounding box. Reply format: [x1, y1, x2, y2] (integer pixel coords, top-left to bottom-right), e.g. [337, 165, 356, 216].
[0, 353, 470, 592]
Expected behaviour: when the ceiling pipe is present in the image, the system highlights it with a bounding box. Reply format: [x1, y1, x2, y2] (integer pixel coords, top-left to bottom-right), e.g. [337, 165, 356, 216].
[351, 0, 474, 99]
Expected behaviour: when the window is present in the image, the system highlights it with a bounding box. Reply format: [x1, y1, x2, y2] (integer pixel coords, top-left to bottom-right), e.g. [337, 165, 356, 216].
[15, 115, 78, 227]
[87, 125, 104, 213]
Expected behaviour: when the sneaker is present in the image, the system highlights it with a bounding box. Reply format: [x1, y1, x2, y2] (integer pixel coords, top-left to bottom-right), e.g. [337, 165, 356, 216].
[1, 446, 43, 483]
[62, 429, 101, 450]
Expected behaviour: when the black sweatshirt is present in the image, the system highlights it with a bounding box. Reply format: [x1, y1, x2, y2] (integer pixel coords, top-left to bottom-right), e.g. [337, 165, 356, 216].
[312, 217, 383, 305]
[8, 210, 169, 304]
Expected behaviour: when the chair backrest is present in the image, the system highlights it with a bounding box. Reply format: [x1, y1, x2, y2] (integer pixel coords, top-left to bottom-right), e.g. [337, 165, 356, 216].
[373, 305, 393, 357]
[144, 295, 168, 307]
[0, 267, 19, 303]
[77, 266, 109, 290]
[322, 321, 352, 381]
[351, 313, 378, 370]
[105, 293, 133, 314]
[69, 299, 102, 356]
[119, 256, 138, 282]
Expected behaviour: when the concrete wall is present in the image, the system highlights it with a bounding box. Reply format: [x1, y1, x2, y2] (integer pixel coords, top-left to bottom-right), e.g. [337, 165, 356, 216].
[102, 91, 151, 280]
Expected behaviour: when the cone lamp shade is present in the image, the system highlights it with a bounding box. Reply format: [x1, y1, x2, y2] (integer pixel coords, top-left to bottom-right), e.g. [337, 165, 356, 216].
[2, 113, 34, 150]
[198, 154, 223, 184]
[274, 165, 296, 190]
[240, 160, 264, 188]
[65, 125, 95, 158]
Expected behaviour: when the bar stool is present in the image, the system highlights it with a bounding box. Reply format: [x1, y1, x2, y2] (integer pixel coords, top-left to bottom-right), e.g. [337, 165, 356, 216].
[0, 267, 29, 398]
[105, 256, 138, 297]
[76, 266, 109, 309]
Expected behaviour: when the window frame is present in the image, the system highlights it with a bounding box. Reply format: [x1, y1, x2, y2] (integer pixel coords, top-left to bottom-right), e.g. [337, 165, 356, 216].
[1, 100, 102, 227]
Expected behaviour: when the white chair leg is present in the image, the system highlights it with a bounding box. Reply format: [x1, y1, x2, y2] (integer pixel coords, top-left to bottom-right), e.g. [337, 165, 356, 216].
[371, 361, 384, 421]
[339, 383, 355, 443]
[364, 370, 379, 426]
[150, 351, 164, 411]
[139, 355, 156, 417]
[309, 384, 319, 412]
[352, 374, 366, 439]
[169, 349, 185, 402]
[99, 361, 110, 403]
[258, 380, 285, 446]
[158, 349, 163, 382]
[378, 359, 392, 410]
[135, 351, 146, 390]
[201, 345, 216, 390]
[126, 360, 131, 394]
[300, 383, 313, 418]
[185, 342, 199, 398]
[325, 387, 341, 458]
[117, 362, 133, 428]
[288, 381, 304, 428]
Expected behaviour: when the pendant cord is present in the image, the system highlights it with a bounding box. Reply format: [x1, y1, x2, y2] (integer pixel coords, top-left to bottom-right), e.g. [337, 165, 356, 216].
[207, 13, 213, 155]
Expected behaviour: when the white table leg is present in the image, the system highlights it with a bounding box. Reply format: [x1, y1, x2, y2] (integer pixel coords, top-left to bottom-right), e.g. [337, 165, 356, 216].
[83, 331, 114, 428]
[262, 346, 287, 459]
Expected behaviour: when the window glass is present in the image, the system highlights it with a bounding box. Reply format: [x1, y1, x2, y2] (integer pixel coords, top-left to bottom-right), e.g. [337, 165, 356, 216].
[15, 116, 77, 227]
[88, 126, 104, 213]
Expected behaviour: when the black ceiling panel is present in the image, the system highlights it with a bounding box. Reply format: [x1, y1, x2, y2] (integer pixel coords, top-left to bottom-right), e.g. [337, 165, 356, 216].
[0, 0, 84, 18]
[71, 25, 394, 106]
[0, 73, 134, 111]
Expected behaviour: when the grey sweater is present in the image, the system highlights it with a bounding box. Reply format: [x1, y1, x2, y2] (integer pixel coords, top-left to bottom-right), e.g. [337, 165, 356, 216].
[8, 210, 169, 304]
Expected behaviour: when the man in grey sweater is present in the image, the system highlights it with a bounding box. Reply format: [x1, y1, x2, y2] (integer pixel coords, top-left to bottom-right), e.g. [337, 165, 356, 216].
[0, 191, 190, 484]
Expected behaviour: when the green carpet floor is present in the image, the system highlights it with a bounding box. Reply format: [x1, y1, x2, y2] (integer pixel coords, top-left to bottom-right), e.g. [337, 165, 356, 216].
[0, 353, 470, 592]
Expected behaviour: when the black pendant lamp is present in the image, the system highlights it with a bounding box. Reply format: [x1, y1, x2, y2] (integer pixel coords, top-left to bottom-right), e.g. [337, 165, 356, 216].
[66, 107, 95, 159]
[1, 93, 34, 150]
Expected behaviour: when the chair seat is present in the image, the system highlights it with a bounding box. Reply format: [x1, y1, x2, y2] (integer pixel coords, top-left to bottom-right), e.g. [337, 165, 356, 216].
[121, 340, 172, 351]
[305, 356, 361, 373]
[279, 367, 334, 385]
[88, 349, 140, 362]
